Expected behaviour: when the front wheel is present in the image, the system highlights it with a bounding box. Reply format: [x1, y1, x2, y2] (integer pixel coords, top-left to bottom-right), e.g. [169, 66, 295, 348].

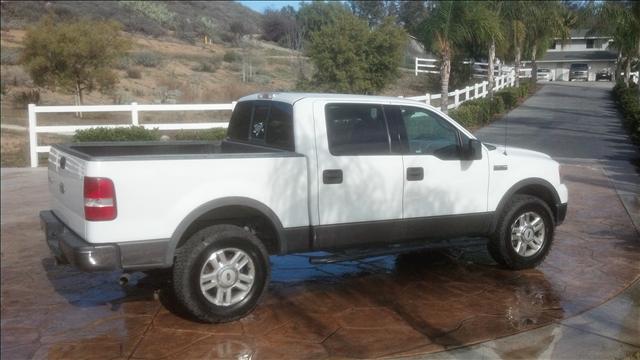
[488, 195, 554, 270]
[173, 224, 270, 323]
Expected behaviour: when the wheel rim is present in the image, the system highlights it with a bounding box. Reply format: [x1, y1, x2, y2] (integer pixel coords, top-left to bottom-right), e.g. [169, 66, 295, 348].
[199, 248, 255, 306]
[510, 211, 546, 258]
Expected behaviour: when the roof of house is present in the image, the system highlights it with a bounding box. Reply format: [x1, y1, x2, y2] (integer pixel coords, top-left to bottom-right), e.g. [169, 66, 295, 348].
[560, 29, 611, 39]
[537, 50, 618, 63]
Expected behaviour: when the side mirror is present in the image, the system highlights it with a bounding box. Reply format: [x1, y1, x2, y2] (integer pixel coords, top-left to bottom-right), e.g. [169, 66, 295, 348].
[464, 139, 483, 160]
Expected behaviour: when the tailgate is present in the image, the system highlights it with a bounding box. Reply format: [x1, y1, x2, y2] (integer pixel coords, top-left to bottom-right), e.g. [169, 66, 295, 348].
[48, 146, 87, 239]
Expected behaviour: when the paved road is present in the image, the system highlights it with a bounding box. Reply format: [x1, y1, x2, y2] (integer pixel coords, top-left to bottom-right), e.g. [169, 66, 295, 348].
[476, 81, 640, 231]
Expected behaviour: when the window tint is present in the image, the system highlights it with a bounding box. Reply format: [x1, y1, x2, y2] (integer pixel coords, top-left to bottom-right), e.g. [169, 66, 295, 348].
[227, 101, 294, 151]
[227, 102, 252, 141]
[398, 106, 460, 159]
[586, 39, 595, 49]
[266, 102, 294, 151]
[325, 103, 390, 155]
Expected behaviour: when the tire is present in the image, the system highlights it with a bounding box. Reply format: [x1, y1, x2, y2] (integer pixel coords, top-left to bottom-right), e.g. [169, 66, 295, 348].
[488, 195, 554, 270]
[173, 224, 270, 323]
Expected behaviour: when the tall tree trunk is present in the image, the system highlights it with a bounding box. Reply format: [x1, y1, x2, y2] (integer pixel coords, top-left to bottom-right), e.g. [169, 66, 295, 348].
[514, 46, 521, 87]
[531, 44, 538, 82]
[625, 57, 631, 85]
[440, 50, 451, 112]
[488, 39, 495, 98]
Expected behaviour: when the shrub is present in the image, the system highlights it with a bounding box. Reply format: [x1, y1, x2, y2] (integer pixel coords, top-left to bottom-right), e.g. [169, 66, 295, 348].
[126, 67, 142, 79]
[12, 89, 40, 109]
[1, 47, 21, 65]
[613, 82, 640, 144]
[223, 50, 241, 63]
[174, 128, 226, 141]
[73, 126, 160, 142]
[192, 60, 220, 73]
[130, 51, 162, 67]
[448, 106, 479, 128]
[491, 95, 505, 114]
[496, 88, 519, 109]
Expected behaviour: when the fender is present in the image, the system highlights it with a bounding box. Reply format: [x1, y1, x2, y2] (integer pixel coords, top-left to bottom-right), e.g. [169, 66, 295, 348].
[165, 197, 288, 265]
[490, 178, 561, 233]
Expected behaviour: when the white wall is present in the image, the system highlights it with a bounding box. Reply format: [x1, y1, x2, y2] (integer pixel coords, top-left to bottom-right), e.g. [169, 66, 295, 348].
[548, 38, 612, 52]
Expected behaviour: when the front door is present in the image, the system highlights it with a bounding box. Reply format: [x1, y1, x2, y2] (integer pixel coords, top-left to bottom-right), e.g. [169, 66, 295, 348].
[388, 105, 490, 238]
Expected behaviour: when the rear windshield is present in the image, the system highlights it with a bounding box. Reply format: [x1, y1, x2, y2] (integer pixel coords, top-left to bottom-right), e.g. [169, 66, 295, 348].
[538, 69, 550, 73]
[227, 100, 295, 151]
[571, 64, 588, 70]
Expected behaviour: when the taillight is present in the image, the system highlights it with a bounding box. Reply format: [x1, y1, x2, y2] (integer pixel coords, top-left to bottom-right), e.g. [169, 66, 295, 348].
[84, 177, 117, 221]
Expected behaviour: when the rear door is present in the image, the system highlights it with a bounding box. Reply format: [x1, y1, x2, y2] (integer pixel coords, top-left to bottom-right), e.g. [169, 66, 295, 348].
[48, 147, 87, 238]
[313, 101, 404, 249]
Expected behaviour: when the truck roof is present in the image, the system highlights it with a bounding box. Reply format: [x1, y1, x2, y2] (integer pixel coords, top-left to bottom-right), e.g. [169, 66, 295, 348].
[238, 92, 425, 106]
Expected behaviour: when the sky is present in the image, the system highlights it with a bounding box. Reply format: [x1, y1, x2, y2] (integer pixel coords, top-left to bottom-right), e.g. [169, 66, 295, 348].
[237, 1, 303, 13]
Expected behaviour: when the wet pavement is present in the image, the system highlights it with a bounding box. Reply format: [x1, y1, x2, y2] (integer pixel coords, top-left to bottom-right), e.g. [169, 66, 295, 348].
[1, 161, 639, 359]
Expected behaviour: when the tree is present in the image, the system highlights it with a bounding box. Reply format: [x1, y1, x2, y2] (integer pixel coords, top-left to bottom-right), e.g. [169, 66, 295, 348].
[21, 17, 131, 105]
[398, 0, 429, 36]
[297, 1, 351, 42]
[470, 1, 505, 99]
[593, 1, 640, 87]
[523, 1, 570, 82]
[307, 14, 406, 93]
[502, 1, 529, 87]
[262, 7, 298, 47]
[419, 1, 485, 111]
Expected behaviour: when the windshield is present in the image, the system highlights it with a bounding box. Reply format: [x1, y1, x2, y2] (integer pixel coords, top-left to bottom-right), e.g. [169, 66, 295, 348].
[538, 69, 550, 73]
[571, 64, 588, 70]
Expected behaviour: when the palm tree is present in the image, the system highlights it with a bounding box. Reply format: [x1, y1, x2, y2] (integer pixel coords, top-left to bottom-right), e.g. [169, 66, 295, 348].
[524, 1, 571, 82]
[473, 1, 505, 99]
[594, 1, 640, 86]
[501, 1, 528, 87]
[419, 1, 501, 111]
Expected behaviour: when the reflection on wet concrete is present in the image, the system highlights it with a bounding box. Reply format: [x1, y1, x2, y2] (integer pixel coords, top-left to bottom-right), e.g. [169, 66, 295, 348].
[1, 164, 639, 359]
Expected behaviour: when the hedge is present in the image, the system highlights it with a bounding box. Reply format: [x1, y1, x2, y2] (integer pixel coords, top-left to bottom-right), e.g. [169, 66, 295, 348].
[613, 82, 640, 144]
[174, 128, 226, 141]
[448, 80, 535, 129]
[72, 126, 227, 142]
[73, 126, 160, 142]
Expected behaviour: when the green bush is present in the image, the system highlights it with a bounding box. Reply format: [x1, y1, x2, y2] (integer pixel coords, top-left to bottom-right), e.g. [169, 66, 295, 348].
[130, 51, 162, 67]
[613, 82, 640, 144]
[223, 50, 241, 63]
[192, 60, 220, 73]
[73, 126, 160, 142]
[491, 95, 505, 114]
[174, 128, 226, 141]
[496, 87, 519, 109]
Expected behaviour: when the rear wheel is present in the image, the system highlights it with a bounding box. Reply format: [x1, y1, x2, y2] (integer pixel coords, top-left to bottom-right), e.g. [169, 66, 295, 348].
[488, 195, 554, 270]
[173, 224, 270, 323]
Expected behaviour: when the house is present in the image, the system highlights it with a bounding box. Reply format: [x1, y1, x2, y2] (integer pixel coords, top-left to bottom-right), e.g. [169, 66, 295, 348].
[528, 29, 617, 81]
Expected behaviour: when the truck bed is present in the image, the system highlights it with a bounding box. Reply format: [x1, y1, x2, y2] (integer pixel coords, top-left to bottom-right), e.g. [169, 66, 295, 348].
[53, 140, 299, 161]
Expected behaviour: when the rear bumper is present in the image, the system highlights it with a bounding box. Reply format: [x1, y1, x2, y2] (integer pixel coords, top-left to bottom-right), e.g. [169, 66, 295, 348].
[40, 210, 121, 271]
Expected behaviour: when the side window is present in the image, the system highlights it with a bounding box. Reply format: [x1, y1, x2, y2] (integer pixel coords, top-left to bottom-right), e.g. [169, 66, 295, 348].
[325, 103, 390, 155]
[399, 106, 460, 159]
[266, 102, 294, 151]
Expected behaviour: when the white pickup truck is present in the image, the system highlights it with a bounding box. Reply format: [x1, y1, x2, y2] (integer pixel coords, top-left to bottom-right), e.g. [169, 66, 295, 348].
[41, 93, 568, 322]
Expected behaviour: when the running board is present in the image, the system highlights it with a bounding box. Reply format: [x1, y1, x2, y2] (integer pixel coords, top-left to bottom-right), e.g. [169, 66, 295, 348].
[308, 238, 487, 264]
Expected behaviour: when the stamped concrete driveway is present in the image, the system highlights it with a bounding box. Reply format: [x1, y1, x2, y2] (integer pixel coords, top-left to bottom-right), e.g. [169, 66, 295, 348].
[1, 82, 639, 359]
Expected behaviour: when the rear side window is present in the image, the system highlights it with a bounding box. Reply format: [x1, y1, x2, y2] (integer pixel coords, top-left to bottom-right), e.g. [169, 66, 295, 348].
[325, 103, 390, 155]
[227, 101, 294, 151]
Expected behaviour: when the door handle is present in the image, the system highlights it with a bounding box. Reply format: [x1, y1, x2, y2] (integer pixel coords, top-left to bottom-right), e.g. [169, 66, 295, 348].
[406, 167, 424, 181]
[323, 169, 343, 184]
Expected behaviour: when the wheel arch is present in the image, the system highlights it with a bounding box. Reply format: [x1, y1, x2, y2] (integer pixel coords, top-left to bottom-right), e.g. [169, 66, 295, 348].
[165, 197, 287, 265]
[491, 178, 561, 233]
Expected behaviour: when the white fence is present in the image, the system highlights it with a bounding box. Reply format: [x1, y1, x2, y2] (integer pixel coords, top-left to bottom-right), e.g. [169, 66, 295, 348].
[415, 57, 439, 75]
[404, 73, 515, 110]
[27, 71, 516, 167]
[28, 102, 235, 167]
